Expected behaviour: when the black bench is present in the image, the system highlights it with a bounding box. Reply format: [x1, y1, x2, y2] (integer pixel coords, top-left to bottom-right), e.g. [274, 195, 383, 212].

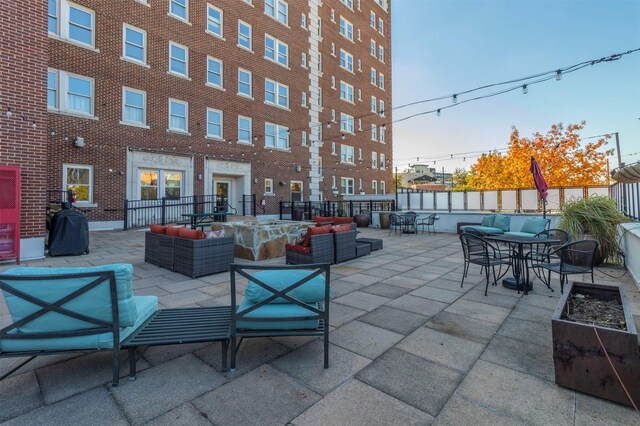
[122, 306, 231, 380]
[355, 238, 383, 251]
[356, 242, 371, 257]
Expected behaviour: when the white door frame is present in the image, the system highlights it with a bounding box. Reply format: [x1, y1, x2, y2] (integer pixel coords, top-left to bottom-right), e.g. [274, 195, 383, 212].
[213, 177, 234, 213]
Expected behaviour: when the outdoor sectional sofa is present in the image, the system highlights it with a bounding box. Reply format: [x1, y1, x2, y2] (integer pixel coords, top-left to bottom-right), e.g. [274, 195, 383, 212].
[460, 215, 550, 237]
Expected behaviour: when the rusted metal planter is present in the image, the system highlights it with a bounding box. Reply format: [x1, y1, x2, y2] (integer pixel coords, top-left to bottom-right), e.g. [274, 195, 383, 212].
[552, 281, 640, 407]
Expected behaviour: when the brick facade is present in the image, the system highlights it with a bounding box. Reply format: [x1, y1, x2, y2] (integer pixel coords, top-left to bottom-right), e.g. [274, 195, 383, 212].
[46, 0, 392, 224]
[0, 0, 48, 255]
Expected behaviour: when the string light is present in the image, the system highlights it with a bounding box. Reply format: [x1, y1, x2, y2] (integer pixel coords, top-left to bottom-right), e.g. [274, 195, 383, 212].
[436, 109, 441, 116]
[556, 70, 562, 81]
[452, 94, 457, 103]
[522, 84, 528, 94]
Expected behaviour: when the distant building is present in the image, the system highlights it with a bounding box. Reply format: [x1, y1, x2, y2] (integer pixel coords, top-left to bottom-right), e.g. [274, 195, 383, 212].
[398, 163, 453, 190]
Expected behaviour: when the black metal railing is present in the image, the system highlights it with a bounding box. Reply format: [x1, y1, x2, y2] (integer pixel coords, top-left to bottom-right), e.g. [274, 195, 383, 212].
[242, 194, 264, 216]
[279, 200, 396, 220]
[612, 181, 640, 221]
[123, 195, 226, 230]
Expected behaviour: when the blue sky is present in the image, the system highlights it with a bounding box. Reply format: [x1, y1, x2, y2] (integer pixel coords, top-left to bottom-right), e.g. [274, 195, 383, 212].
[391, 0, 640, 173]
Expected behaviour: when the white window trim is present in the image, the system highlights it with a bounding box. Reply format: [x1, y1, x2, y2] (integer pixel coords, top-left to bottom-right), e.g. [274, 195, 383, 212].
[169, 0, 190, 24]
[120, 86, 148, 128]
[168, 41, 189, 79]
[206, 56, 224, 90]
[121, 23, 148, 67]
[339, 49, 354, 73]
[237, 68, 253, 99]
[264, 0, 289, 27]
[339, 81, 354, 104]
[264, 122, 290, 150]
[340, 144, 355, 164]
[205, 107, 223, 140]
[167, 98, 190, 134]
[237, 19, 252, 51]
[63, 163, 95, 206]
[264, 34, 289, 68]
[372, 152, 378, 168]
[379, 73, 385, 90]
[340, 113, 355, 134]
[341, 177, 355, 195]
[380, 154, 386, 169]
[370, 39, 376, 57]
[47, 68, 96, 118]
[49, 1, 98, 51]
[264, 78, 289, 110]
[237, 115, 253, 144]
[206, 3, 224, 39]
[264, 178, 274, 195]
[339, 16, 354, 42]
[371, 67, 377, 85]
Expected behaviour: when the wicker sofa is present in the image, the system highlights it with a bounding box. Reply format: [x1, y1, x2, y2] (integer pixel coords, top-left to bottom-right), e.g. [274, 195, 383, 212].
[333, 229, 357, 263]
[144, 230, 234, 277]
[285, 233, 334, 265]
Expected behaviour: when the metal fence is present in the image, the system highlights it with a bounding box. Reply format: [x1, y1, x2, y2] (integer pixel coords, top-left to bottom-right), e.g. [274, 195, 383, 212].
[395, 186, 611, 213]
[612, 181, 640, 221]
[279, 200, 396, 220]
[123, 195, 228, 230]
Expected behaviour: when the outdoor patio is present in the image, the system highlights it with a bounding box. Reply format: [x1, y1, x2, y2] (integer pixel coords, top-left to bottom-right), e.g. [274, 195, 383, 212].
[1, 227, 639, 425]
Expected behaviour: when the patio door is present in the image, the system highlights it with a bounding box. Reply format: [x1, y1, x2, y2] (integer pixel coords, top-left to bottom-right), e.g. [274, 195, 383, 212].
[213, 178, 233, 213]
[290, 181, 303, 202]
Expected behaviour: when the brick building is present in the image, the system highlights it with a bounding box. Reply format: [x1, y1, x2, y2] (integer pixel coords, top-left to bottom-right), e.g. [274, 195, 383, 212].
[5, 0, 385, 235]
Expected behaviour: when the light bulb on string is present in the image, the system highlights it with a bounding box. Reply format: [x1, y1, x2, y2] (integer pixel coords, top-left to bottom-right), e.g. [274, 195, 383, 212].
[452, 94, 457, 103]
[522, 85, 528, 94]
[556, 70, 562, 81]
[436, 109, 441, 117]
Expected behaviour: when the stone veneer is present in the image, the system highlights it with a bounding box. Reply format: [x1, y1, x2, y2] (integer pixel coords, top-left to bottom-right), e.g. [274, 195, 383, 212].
[213, 220, 310, 261]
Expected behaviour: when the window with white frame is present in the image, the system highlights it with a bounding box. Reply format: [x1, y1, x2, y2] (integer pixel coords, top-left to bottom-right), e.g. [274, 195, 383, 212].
[329, 142, 335, 155]
[358, 178, 362, 191]
[122, 24, 146, 65]
[370, 68, 376, 85]
[238, 20, 251, 50]
[301, 130, 307, 145]
[264, 122, 289, 149]
[206, 4, 223, 37]
[265, 79, 289, 108]
[301, 13, 306, 28]
[358, 118, 362, 131]
[370, 40, 376, 57]
[168, 98, 188, 132]
[372, 180, 378, 194]
[238, 68, 252, 97]
[264, 178, 274, 194]
[301, 52, 307, 67]
[317, 18, 322, 37]
[358, 89, 362, 101]
[63, 164, 93, 203]
[122, 87, 146, 126]
[380, 153, 386, 169]
[301, 92, 307, 106]
[370, 11, 376, 28]
[380, 125, 385, 143]
[169, 0, 188, 22]
[331, 76, 336, 89]
[238, 116, 252, 143]
[358, 147, 362, 160]
[206, 56, 223, 88]
[140, 170, 182, 200]
[372, 152, 378, 168]
[380, 180, 386, 194]
[378, 46, 384, 62]
[378, 17, 384, 35]
[265, 34, 288, 67]
[371, 96, 376, 112]
[47, 68, 94, 116]
[379, 99, 385, 116]
[48, 0, 95, 48]
[265, 0, 288, 25]
[332, 176, 337, 188]
[339, 17, 353, 41]
[330, 9, 335, 22]
[341, 177, 354, 195]
[340, 0, 354, 9]
[331, 43, 335, 56]
[357, 59, 362, 71]
[318, 53, 322, 72]
[339, 49, 353, 72]
[340, 113, 354, 133]
[357, 28, 361, 41]
[340, 81, 354, 103]
[371, 124, 377, 141]
[206, 108, 222, 139]
[340, 145, 354, 163]
[379, 73, 385, 89]
[169, 42, 188, 77]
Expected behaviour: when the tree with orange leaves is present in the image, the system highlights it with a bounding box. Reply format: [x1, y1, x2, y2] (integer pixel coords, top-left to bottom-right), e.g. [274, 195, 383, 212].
[460, 122, 611, 190]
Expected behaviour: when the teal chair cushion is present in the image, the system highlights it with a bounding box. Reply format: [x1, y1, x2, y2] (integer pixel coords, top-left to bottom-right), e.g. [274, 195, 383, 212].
[460, 226, 504, 235]
[504, 231, 536, 238]
[236, 299, 320, 330]
[0, 295, 157, 352]
[493, 215, 511, 232]
[245, 270, 327, 304]
[520, 218, 548, 235]
[480, 215, 496, 227]
[1, 264, 138, 333]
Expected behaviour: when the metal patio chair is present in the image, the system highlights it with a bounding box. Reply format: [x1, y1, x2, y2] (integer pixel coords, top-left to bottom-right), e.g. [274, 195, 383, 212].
[459, 233, 511, 296]
[417, 213, 436, 235]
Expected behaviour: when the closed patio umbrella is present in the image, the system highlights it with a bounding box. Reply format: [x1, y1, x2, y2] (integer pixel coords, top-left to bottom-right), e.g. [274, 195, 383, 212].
[530, 156, 548, 218]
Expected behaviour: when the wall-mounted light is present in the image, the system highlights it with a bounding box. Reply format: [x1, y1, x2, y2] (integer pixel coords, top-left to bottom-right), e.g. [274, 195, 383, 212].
[50, 128, 56, 136]
[197, 173, 203, 180]
[253, 177, 259, 184]
[74, 136, 85, 148]
[279, 181, 286, 186]
[5, 106, 12, 118]
[31, 121, 36, 129]
[295, 165, 302, 172]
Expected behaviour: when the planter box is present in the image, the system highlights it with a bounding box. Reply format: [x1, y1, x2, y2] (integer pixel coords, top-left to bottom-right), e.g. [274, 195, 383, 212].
[552, 281, 640, 406]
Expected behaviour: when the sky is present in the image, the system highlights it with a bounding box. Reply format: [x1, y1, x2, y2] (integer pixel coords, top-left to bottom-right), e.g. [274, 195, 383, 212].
[390, 0, 640, 174]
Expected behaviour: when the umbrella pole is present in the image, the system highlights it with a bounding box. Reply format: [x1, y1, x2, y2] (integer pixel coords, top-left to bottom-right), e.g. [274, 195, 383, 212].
[542, 199, 547, 219]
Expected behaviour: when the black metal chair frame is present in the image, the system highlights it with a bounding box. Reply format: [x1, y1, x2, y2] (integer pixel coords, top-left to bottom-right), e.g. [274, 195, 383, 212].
[417, 213, 437, 235]
[459, 233, 511, 296]
[527, 228, 570, 286]
[389, 213, 405, 235]
[0, 271, 123, 385]
[526, 239, 599, 293]
[230, 263, 330, 371]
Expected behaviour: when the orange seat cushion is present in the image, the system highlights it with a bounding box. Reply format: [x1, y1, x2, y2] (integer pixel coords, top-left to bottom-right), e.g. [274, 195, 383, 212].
[314, 216, 334, 225]
[165, 226, 181, 236]
[331, 225, 352, 233]
[285, 243, 311, 254]
[333, 217, 353, 225]
[302, 224, 332, 247]
[150, 224, 167, 234]
[178, 228, 205, 240]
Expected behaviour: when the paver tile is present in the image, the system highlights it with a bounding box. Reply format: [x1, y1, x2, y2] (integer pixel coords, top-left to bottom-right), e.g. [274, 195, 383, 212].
[330, 320, 404, 359]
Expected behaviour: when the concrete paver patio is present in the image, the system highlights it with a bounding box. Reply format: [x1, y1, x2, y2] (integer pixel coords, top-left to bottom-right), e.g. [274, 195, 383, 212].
[1, 227, 639, 425]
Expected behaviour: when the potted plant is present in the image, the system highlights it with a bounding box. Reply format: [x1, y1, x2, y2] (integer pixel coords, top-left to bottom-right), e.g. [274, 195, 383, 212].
[558, 195, 631, 265]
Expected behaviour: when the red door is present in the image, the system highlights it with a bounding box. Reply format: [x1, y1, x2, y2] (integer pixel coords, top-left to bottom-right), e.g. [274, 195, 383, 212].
[0, 166, 21, 264]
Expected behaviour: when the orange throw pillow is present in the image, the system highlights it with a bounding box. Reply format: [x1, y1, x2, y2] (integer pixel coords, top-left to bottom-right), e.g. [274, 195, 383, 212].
[333, 217, 353, 225]
[178, 227, 205, 240]
[150, 224, 167, 234]
[303, 224, 332, 247]
[314, 216, 334, 225]
[331, 224, 352, 233]
[165, 226, 181, 236]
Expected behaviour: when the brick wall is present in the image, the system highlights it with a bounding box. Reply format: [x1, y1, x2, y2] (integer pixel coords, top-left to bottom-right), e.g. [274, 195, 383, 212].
[0, 0, 48, 239]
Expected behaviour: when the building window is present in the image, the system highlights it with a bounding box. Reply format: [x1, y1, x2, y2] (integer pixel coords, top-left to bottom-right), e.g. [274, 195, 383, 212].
[301, 13, 307, 28]
[318, 53, 322, 72]
[317, 18, 322, 37]
[238, 20, 251, 50]
[372, 152, 378, 168]
[358, 178, 363, 192]
[339, 49, 353, 72]
[47, 69, 94, 116]
[358, 89, 362, 101]
[379, 100, 385, 116]
[238, 116, 252, 143]
[122, 87, 147, 126]
[357, 59, 362, 71]
[371, 124, 377, 141]
[238, 68, 252, 97]
[301, 130, 307, 146]
[340, 81, 354, 103]
[340, 0, 354, 9]
[380, 153, 386, 169]
[169, 0, 188, 22]
[48, 0, 58, 34]
[379, 73, 385, 89]
[378, 46, 384, 62]
[265, 79, 289, 108]
[380, 125, 386, 143]
[265, 0, 288, 26]
[341, 177, 354, 195]
[331, 142, 336, 155]
[340, 113, 354, 134]
[339, 17, 353, 41]
[206, 57, 223, 88]
[63, 164, 93, 203]
[265, 122, 289, 149]
[168, 98, 188, 132]
[301, 92, 307, 106]
[332, 176, 337, 188]
[331, 76, 336, 89]
[341, 145, 354, 164]
[372, 180, 378, 194]
[357, 28, 361, 41]
[331, 43, 335, 56]
[265, 34, 288, 67]
[122, 24, 146, 65]
[381, 180, 386, 194]
[264, 178, 274, 194]
[370, 40, 376, 57]
[330, 9, 335, 22]
[378, 18, 384, 35]
[140, 170, 182, 200]
[331, 109, 336, 122]
[49, 0, 96, 48]
[371, 96, 376, 112]
[206, 4, 223, 37]
[301, 52, 307, 67]
[370, 68, 376, 85]
[206, 108, 223, 139]
[370, 11, 376, 28]
[358, 118, 362, 131]
[169, 42, 188, 77]
[358, 148, 362, 160]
